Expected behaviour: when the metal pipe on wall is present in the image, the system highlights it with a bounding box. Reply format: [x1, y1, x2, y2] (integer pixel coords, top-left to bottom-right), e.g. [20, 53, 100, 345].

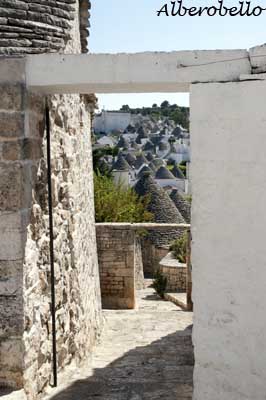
[45, 100, 57, 387]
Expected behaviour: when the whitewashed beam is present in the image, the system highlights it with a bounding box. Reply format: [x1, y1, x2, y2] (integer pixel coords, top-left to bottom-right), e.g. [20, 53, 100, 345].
[26, 50, 251, 94]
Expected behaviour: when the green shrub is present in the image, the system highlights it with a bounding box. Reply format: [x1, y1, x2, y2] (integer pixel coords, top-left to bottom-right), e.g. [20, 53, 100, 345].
[152, 270, 167, 299]
[94, 173, 154, 223]
[170, 233, 187, 263]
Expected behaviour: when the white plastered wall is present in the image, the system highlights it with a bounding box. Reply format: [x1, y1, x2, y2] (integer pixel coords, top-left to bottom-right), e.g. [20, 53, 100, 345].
[190, 80, 266, 400]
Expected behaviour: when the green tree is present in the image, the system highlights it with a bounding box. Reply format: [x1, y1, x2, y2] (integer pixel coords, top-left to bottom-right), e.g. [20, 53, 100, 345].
[120, 105, 130, 112]
[161, 100, 170, 108]
[94, 173, 154, 223]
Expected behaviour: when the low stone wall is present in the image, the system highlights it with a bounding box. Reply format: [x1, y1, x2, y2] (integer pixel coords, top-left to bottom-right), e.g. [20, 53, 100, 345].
[135, 237, 145, 290]
[141, 238, 169, 277]
[159, 253, 187, 292]
[96, 225, 145, 309]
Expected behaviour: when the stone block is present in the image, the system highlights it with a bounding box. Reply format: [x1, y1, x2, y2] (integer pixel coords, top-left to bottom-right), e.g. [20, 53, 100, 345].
[0, 111, 24, 138]
[0, 83, 24, 111]
[2, 138, 43, 161]
[0, 210, 29, 260]
[0, 57, 26, 84]
[0, 337, 23, 388]
[0, 162, 32, 211]
[0, 260, 23, 297]
[0, 295, 23, 337]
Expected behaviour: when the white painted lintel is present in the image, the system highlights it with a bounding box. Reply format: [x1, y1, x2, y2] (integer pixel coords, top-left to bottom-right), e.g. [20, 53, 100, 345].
[26, 50, 251, 94]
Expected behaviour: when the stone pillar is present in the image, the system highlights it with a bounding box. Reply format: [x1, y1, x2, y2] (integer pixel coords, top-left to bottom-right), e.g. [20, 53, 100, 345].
[191, 80, 266, 400]
[0, 57, 103, 398]
[0, 57, 32, 388]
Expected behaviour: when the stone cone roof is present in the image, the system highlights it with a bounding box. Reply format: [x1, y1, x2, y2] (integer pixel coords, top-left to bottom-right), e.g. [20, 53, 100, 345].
[112, 154, 130, 171]
[136, 135, 143, 145]
[135, 175, 185, 246]
[172, 165, 185, 179]
[125, 124, 136, 133]
[137, 126, 149, 138]
[150, 135, 161, 147]
[125, 153, 137, 166]
[117, 136, 129, 149]
[134, 154, 149, 170]
[143, 140, 155, 152]
[146, 152, 154, 162]
[137, 165, 153, 178]
[170, 189, 191, 223]
[172, 126, 182, 138]
[155, 166, 175, 180]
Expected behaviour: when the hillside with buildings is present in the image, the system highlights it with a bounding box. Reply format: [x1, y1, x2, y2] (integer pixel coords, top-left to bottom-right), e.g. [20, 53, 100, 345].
[93, 108, 191, 195]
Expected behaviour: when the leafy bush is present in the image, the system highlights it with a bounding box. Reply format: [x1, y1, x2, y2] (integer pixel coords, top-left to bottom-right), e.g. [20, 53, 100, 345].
[152, 270, 167, 298]
[94, 173, 154, 223]
[170, 233, 187, 263]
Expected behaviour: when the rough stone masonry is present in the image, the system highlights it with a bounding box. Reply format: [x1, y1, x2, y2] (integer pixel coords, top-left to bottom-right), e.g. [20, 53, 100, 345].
[0, 1, 103, 399]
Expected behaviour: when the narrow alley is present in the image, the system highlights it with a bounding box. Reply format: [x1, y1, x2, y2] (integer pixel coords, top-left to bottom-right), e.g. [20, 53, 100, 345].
[45, 282, 194, 400]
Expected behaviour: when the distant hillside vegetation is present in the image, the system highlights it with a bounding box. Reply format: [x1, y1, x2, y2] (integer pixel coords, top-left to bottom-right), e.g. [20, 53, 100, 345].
[120, 101, 190, 130]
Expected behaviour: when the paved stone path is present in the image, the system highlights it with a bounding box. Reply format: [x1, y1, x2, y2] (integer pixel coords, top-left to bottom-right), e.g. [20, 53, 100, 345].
[45, 282, 194, 400]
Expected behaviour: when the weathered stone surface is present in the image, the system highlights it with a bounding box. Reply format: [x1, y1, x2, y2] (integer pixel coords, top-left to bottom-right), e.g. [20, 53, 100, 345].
[0, 296, 23, 337]
[0, 338, 24, 388]
[0, 1, 95, 396]
[159, 253, 187, 292]
[0, 112, 24, 138]
[44, 285, 194, 400]
[0, 162, 32, 211]
[0, 83, 24, 111]
[0, 57, 26, 84]
[0, 0, 91, 55]
[96, 225, 138, 310]
[1, 139, 42, 161]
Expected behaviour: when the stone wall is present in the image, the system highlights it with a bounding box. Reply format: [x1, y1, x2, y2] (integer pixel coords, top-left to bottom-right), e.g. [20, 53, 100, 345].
[191, 80, 266, 400]
[159, 253, 186, 292]
[96, 225, 145, 309]
[0, 1, 102, 398]
[0, 0, 90, 54]
[135, 237, 145, 290]
[0, 60, 102, 400]
[141, 237, 169, 277]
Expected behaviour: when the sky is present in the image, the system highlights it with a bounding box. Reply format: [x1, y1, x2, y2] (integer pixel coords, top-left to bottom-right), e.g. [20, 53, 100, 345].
[89, 0, 266, 110]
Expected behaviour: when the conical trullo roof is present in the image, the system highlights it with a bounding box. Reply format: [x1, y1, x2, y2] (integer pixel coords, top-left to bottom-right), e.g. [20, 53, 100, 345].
[170, 189, 191, 223]
[125, 152, 137, 166]
[146, 152, 154, 162]
[112, 154, 130, 171]
[172, 164, 185, 179]
[155, 166, 175, 180]
[134, 153, 148, 170]
[134, 175, 185, 246]
[172, 126, 182, 138]
[150, 135, 161, 147]
[117, 136, 129, 149]
[137, 126, 149, 138]
[125, 124, 136, 133]
[143, 140, 155, 152]
[137, 165, 153, 178]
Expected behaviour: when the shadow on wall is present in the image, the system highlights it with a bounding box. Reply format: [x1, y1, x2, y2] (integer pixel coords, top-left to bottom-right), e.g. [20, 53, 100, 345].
[48, 327, 194, 400]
